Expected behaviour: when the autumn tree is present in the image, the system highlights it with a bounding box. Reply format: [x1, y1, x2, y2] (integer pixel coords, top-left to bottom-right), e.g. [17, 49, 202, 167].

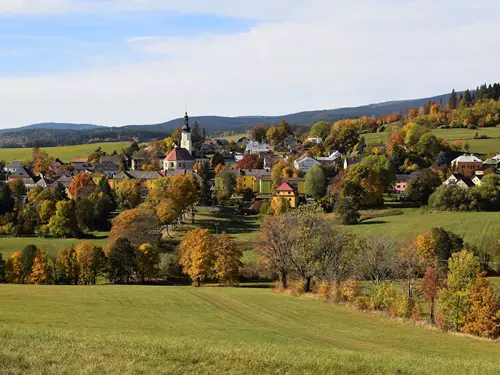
[461, 274, 500, 338]
[39, 199, 56, 224]
[154, 197, 179, 236]
[53, 182, 68, 201]
[116, 179, 141, 209]
[57, 247, 79, 285]
[68, 173, 97, 199]
[108, 207, 161, 248]
[107, 238, 137, 284]
[357, 237, 400, 285]
[270, 196, 290, 216]
[20, 244, 38, 283]
[0, 253, 6, 283]
[423, 266, 440, 323]
[234, 153, 262, 169]
[76, 242, 106, 285]
[48, 200, 81, 238]
[178, 228, 213, 287]
[32, 143, 53, 175]
[249, 124, 268, 143]
[136, 243, 161, 283]
[213, 233, 242, 285]
[5, 251, 22, 284]
[29, 248, 51, 285]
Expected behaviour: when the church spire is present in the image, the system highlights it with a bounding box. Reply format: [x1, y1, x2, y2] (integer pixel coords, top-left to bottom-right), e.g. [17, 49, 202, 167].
[182, 111, 190, 132]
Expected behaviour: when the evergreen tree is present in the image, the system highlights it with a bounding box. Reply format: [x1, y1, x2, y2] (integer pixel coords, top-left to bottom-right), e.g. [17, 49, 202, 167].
[191, 121, 203, 150]
[463, 89, 472, 105]
[53, 182, 68, 201]
[0, 253, 6, 283]
[202, 127, 207, 142]
[447, 89, 458, 109]
[20, 244, 38, 283]
[0, 182, 14, 214]
[107, 238, 137, 284]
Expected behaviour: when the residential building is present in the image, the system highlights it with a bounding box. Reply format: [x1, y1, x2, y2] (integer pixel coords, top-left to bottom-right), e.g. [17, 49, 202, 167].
[395, 174, 411, 194]
[443, 173, 475, 188]
[131, 156, 145, 171]
[4, 160, 24, 173]
[451, 154, 482, 177]
[100, 155, 122, 167]
[273, 181, 298, 208]
[316, 150, 342, 167]
[245, 141, 270, 155]
[94, 160, 119, 177]
[8, 167, 35, 189]
[294, 154, 321, 174]
[71, 158, 93, 172]
[307, 137, 323, 144]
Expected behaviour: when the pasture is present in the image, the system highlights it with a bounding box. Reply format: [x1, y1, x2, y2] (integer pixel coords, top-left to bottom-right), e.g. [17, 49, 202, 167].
[0, 142, 132, 163]
[1, 285, 500, 375]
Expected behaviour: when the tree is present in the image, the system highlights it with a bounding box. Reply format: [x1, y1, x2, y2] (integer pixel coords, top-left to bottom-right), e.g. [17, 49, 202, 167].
[108, 208, 161, 248]
[216, 171, 236, 201]
[57, 247, 79, 285]
[76, 242, 106, 285]
[39, 199, 56, 224]
[75, 197, 95, 231]
[436, 250, 480, 331]
[416, 231, 436, 266]
[0, 253, 6, 283]
[29, 248, 51, 285]
[461, 274, 500, 338]
[357, 237, 399, 285]
[68, 173, 97, 199]
[423, 266, 440, 323]
[447, 89, 458, 110]
[234, 154, 262, 169]
[53, 182, 68, 201]
[304, 164, 327, 199]
[335, 196, 360, 225]
[107, 238, 137, 284]
[116, 179, 141, 209]
[5, 251, 22, 284]
[20, 244, 38, 283]
[256, 215, 293, 289]
[178, 229, 213, 287]
[270, 196, 290, 216]
[398, 240, 420, 298]
[405, 169, 442, 204]
[10, 179, 27, 204]
[0, 182, 14, 214]
[32, 143, 53, 175]
[136, 243, 160, 283]
[191, 121, 203, 150]
[213, 233, 242, 285]
[309, 121, 330, 140]
[249, 124, 268, 143]
[415, 133, 442, 158]
[48, 200, 81, 238]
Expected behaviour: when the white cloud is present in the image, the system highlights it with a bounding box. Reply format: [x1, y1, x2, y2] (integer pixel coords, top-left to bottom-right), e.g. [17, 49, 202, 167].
[0, 1, 499, 128]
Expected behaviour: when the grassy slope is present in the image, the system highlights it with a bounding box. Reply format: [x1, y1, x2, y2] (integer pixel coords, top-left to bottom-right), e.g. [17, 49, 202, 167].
[0, 142, 132, 162]
[1, 285, 500, 375]
[350, 209, 500, 250]
[364, 126, 500, 153]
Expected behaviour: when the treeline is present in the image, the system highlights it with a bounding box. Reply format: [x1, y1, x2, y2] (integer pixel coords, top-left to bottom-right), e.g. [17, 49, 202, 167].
[256, 207, 500, 339]
[0, 128, 171, 148]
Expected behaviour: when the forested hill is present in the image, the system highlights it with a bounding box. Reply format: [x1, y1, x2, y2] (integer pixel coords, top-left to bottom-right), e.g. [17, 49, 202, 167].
[0, 91, 457, 147]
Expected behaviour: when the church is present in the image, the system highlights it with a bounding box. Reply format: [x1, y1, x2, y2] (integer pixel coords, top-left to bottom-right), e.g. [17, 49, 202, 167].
[163, 112, 196, 174]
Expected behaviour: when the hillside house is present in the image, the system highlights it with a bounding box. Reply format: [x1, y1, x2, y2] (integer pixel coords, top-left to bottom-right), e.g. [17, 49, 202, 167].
[71, 158, 93, 172]
[4, 160, 24, 173]
[94, 160, 119, 177]
[294, 154, 321, 173]
[273, 181, 298, 208]
[443, 173, 475, 188]
[316, 151, 342, 167]
[451, 155, 482, 177]
[245, 141, 270, 156]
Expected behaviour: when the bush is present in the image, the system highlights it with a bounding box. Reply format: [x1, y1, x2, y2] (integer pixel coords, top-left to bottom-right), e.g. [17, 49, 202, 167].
[369, 282, 396, 311]
[341, 279, 359, 302]
[354, 295, 370, 310]
[391, 293, 415, 319]
[290, 279, 307, 296]
[467, 124, 477, 129]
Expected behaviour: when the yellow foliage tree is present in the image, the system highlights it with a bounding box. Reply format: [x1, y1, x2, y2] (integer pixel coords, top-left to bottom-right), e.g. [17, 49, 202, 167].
[270, 196, 290, 216]
[58, 247, 79, 285]
[213, 233, 242, 285]
[136, 243, 160, 283]
[416, 231, 436, 266]
[76, 242, 105, 285]
[29, 249, 50, 285]
[6, 251, 22, 284]
[179, 228, 213, 287]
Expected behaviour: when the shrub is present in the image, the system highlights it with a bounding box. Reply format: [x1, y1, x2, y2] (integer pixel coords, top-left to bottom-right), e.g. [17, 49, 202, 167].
[391, 293, 415, 319]
[369, 282, 396, 311]
[341, 279, 359, 302]
[354, 295, 370, 310]
[290, 279, 307, 296]
[467, 124, 477, 129]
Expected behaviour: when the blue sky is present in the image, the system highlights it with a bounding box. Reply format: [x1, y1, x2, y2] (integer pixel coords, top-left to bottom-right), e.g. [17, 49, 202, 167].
[0, 0, 498, 128]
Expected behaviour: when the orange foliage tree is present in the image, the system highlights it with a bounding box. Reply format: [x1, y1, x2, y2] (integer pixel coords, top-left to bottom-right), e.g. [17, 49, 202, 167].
[68, 173, 97, 198]
[178, 228, 213, 287]
[108, 207, 161, 249]
[29, 249, 51, 285]
[6, 251, 22, 284]
[213, 233, 242, 285]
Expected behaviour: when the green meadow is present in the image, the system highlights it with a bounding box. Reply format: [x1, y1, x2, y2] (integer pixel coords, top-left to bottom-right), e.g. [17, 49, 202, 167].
[1, 285, 500, 375]
[0, 142, 132, 163]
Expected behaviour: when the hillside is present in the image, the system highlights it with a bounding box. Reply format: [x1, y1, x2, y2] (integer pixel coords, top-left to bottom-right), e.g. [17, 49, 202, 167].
[2, 285, 500, 375]
[0, 92, 456, 147]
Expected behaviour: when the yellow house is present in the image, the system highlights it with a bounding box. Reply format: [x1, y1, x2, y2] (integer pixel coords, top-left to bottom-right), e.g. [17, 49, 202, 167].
[451, 155, 483, 177]
[273, 181, 298, 208]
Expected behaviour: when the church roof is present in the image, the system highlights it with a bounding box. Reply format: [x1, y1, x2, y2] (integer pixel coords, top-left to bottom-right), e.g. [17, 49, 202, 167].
[165, 147, 195, 162]
[182, 112, 191, 132]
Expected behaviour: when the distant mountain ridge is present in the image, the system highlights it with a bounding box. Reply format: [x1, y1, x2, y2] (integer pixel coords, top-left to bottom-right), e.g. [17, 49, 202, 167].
[0, 92, 456, 147]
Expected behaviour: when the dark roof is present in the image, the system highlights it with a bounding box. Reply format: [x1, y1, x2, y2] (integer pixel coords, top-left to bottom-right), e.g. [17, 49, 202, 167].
[165, 147, 195, 161]
[5, 160, 23, 168]
[396, 174, 411, 182]
[94, 160, 119, 172]
[126, 171, 162, 179]
[100, 155, 122, 166]
[9, 167, 32, 179]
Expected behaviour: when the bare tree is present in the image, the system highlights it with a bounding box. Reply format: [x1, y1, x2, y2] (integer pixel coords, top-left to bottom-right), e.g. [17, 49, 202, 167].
[398, 238, 421, 298]
[357, 236, 400, 285]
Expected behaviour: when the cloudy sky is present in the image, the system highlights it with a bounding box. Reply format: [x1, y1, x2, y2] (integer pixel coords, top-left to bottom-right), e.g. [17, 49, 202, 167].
[0, 0, 498, 128]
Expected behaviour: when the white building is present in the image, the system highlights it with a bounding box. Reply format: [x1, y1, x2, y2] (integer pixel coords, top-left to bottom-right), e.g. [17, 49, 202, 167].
[245, 141, 270, 155]
[307, 137, 323, 144]
[293, 154, 321, 174]
[163, 112, 195, 174]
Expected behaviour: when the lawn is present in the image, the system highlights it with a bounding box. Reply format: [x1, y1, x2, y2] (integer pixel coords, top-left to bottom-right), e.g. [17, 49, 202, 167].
[1, 285, 500, 375]
[350, 208, 500, 252]
[218, 133, 247, 142]
[0, 142, 133, 163]
[0, 232, 109, 260]
[363, 126, 500, 154]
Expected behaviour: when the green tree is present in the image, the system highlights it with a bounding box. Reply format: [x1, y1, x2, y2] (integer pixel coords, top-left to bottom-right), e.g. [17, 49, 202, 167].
[309, 121, 330, 140]
[53, 182, 68, 201]
[305, 164, 327, 199]
[0, 182, 14, 214]
[107, 238, 137, 284]
[415, 133, 442, 158]
[20, 244, 38, 283]
[191, 121, 203, 150]
[48, 200, 81, 238]
[75, 197, 95, 232]
[405, 169, 442, 204]
[335, 196, 360, 225]
[10, 179, 27, 204]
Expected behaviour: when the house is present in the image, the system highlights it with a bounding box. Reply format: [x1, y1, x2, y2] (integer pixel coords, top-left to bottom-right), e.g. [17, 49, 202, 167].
[71, 158, 93, 172]
[343, 157, 362, 170]
[245, 141, 270, 155]
[4, 160, 24, 173]
[284, 135, 298, 152]
[94, 160, 119, 177]
[492, 154, 500, 161]
[215, 169, 272, 193]
[306, 137, 323, 144]
[443, 173, 475, 188]
[483, 158, 500, 173]
[52, 175, 74, 189]
[472, 175, 483, 186]
[451, 154, 482, 177]
[293, 154, 321, 174]
[46, 158, 66, 178]
[316, 150, 342, 167]
[100, 155, 122, 167]
[284, 178, 306, 195]
[131, 156, 145, 171]
[35, 177, 49, 188]
[8, 167, 35, 189]
[273, 181, 298, 208]
[395, 174, 411, 194]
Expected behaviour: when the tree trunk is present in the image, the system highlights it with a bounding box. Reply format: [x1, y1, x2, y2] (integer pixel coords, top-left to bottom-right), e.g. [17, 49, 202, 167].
[305, 277, 312, 293]
[279, 271, 288, 290]
[196, 277, 201, 287]
[429, 299, 435, 324]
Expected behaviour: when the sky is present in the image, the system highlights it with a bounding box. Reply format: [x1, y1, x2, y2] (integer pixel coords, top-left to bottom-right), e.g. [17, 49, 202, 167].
[0, 0, 499, 128]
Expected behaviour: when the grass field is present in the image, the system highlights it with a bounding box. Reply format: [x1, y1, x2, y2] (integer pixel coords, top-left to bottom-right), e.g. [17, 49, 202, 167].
[1, 285, 500, 375]
[364, 126, 500, 154]
[218, 133, 248, 142]
[350, 208, 500, 251]
[0, 142, 133, 163]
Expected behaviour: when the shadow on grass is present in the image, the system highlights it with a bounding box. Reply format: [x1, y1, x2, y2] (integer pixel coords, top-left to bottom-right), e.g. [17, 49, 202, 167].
[357, 220, 387, 225]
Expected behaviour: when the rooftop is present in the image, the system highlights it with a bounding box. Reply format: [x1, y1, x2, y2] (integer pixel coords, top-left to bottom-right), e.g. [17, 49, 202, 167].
[451, 154, 482, 163]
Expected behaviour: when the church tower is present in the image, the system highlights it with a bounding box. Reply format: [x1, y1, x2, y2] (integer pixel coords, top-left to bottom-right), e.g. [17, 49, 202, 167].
[180, 111, 192, 153]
